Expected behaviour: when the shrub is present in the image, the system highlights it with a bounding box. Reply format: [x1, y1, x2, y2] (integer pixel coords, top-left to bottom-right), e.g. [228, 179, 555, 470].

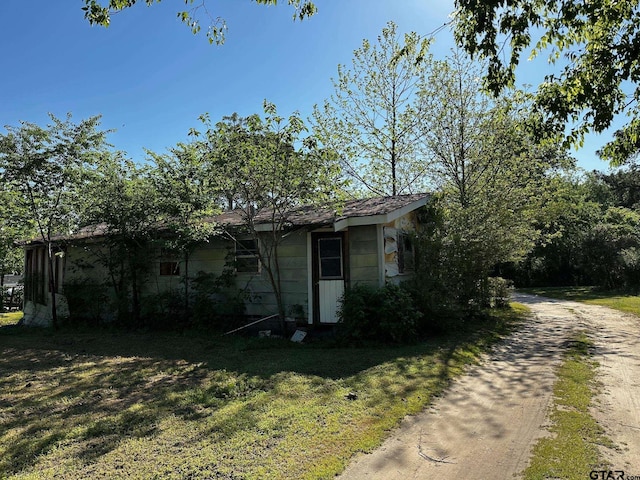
[190, 271, 246, 331]
[63, 280, 110, 326]
[484, 276, 514, 308]
[337, 283, 422, 345]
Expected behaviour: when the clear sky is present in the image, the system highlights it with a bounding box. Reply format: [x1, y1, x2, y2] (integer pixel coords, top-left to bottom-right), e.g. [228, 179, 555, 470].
[0, 0, 616, 172]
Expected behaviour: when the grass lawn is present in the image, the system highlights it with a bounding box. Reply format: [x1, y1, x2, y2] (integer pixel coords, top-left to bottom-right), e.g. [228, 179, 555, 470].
[519, 286, 640, 317]
[0, 311, 23, 327]
[0, 305, 527, 479]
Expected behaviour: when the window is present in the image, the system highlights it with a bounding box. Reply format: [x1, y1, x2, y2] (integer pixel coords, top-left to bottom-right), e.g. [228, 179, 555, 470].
[49, 248, 66, 293]
[159, 248, 180, 276]
[384, 227, 414, 276]
[236, 238, 260, 274]
[159, 261, 180, 276]
[398, 232, 414, 274]
[25, 247, 47, 303]
[318, 237, 343, 279]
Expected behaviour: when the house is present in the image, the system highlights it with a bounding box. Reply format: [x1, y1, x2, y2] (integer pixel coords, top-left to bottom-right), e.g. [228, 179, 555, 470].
[20, 193, 430, 327]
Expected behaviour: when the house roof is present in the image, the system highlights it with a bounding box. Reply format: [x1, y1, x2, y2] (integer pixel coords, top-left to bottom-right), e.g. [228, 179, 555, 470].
[213, 193, 430, 231]
[20, 193, 430, 245]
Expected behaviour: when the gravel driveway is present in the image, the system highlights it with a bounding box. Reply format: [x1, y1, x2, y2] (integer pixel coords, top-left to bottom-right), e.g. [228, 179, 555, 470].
[338, 293, 640, 479]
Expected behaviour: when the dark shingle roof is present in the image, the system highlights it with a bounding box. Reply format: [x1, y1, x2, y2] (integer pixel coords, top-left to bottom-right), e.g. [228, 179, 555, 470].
[20, 194, 430, 245]
[214, 193, 430, 228]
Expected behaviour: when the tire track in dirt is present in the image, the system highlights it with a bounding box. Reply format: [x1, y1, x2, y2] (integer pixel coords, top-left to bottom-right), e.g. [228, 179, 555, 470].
[566, 300, 640, 473]
[338, 294, 640, 479]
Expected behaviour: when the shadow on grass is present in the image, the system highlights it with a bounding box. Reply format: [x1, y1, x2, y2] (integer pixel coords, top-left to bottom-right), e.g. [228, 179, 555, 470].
[518, 286, 632, 302]
[0, 311, 521, 477]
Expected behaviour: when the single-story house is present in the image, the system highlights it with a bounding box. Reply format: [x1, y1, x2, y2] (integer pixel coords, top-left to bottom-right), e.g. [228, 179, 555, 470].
[20, 193, 430, 327]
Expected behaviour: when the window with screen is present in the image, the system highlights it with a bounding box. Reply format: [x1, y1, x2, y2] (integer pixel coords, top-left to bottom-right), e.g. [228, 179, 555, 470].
[318, 237, 343, 279]
[236, 238, 260, 274]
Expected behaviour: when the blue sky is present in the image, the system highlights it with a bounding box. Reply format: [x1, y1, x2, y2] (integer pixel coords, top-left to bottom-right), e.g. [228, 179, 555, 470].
[0, 0, 616, 171]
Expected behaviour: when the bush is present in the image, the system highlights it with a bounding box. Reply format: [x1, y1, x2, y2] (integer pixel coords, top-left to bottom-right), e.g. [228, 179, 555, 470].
[484, 277, 514, 308]
[190, 271, 246, 331]
[63, 280, 110, 326]
[337, 283, 422, 345]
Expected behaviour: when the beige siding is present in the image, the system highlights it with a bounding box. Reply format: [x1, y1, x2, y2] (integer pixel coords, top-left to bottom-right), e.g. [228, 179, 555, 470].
[242, 230, 309, 319]
[62, 233, 311, 321]
[384, 211, 419, 282]
[64, 244, 113, 287]
[348, 225, 379, 287]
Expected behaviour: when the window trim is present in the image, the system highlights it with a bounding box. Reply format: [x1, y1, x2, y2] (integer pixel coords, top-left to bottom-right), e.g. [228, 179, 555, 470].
[235, 238, 261, 274]
[318, 237, 344, 280]
[159, 247, 181, 276]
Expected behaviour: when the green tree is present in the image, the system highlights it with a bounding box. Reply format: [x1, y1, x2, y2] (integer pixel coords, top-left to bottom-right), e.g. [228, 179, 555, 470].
[82, 0, 317, 44]
[147, 142, 219, 321]
[0, 184, 33, 312]
[313, 21, 432, 196]
[582, 206, 640, 289]
[82, 152, 161, 324]
[516, 170, 640, 291]
[511, 173, 598, 286]
[593, 165, 640, 209]
[454, 0, 640, 165]
[418, 51, 570, 307]
[198, 102, 343, 328]
[0, 114, 106, 328]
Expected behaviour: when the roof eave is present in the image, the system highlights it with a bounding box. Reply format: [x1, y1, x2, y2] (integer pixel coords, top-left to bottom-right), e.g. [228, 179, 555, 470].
[333, 196, 429, 232]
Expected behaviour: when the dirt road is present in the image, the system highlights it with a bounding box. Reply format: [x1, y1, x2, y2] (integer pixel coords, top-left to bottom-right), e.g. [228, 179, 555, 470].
[338, 294, 640, 479]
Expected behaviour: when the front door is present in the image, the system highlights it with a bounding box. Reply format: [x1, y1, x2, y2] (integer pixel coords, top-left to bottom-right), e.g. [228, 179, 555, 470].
[312, 233, 347, 323]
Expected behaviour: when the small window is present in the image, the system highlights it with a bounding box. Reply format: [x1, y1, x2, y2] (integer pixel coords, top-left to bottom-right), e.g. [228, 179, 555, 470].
[159, 261, 180, 276]
[398, 232, 414, 274]
[159, 248, 180, 276]
[49, 248, 66, 293]
[236, 238, 260, 274]
[318, 237, 343, 279]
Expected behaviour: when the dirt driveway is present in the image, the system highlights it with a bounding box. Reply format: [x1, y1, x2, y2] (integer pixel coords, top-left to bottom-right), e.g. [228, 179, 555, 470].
[338, 294, 640, 479]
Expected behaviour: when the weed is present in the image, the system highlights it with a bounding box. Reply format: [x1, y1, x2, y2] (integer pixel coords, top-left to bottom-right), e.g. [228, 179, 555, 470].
[522, 332, 612, 480]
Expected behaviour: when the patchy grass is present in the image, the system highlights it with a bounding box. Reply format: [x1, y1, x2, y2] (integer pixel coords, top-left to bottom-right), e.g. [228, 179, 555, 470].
[522, 332, 613, 480]
[520, 286, 640, 317]
[0, 305, 527, 479]
[0, 311, 22, 326]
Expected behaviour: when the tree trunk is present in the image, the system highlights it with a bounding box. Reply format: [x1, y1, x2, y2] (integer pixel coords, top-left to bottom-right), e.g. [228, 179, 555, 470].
[183, 249, 190, 325]
[47, 243, 58, 329]
[0, 269, 4, 313]
[261, 238, 287, 334]
[272, 238, 286, 333]
[129, 251, 141, 326]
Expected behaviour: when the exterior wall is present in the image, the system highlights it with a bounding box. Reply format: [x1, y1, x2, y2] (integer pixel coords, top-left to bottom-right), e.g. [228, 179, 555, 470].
[347, 225, 380, 287]
[241, 230, 309, 320]
[383, 211, 419, 284]
[22, 209, 420, 326]
[22, 245, 70, 326]
[63, 243, 120, 323]
[23, 294, 70, 326]
[148, 241, 230, 297]
[64, 244, 111, 284]
[56, 231, 311, 323]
